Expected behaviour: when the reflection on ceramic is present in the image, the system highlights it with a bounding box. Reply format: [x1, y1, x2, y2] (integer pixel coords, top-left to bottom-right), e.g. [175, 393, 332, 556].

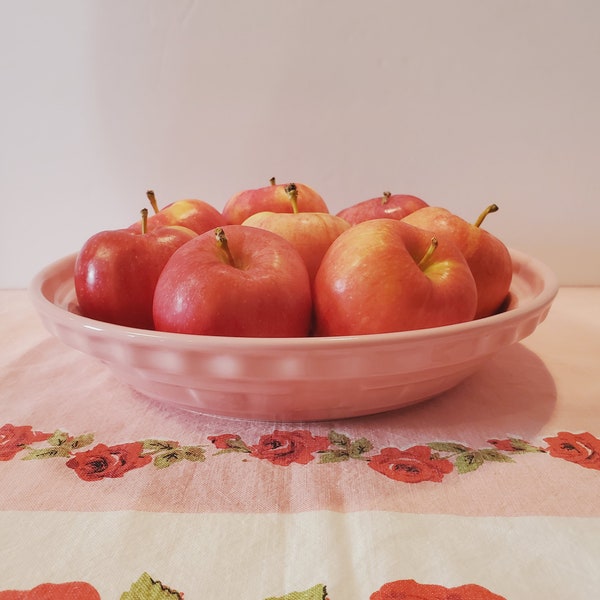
[29, 249, 558, 422]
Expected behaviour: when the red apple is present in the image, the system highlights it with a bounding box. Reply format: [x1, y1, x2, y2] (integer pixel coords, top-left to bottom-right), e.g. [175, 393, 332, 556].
[74, 209, 197, 329]
[313, 219, 478, 336]
[402, 204, 512, 319]
[336, 191, 428, 225]
[128, 190, 226, 235]
[153, 225, 312, 337]
[242, 183, 351, 286]
[222, 177, 329, 224]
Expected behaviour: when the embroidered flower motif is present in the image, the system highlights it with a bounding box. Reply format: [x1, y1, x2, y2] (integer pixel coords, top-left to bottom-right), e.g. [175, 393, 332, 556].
[368, 446, 453, 483]
[488, 439, 519, 452]
[370, 578, 506, 600]
[543, 432, 600, 470]
[65, 442, 152, 481]
[0, 424, 51, 461]
[250, 430, 330, 466]
[8, 422, 600, 485]
[487, 438, 544, 453]
[209, 433, 242, 450]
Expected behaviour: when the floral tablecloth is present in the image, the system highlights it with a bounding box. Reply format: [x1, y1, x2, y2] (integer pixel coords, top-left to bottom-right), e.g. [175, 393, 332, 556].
[1, 287, 599, 599]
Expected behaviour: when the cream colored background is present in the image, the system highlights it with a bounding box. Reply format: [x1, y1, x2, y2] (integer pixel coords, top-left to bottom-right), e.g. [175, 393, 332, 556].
[1, 511, 599, 598]
[1, 0, 599, 288]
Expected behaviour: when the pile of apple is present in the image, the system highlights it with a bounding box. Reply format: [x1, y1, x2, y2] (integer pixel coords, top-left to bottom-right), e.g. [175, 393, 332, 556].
[74, 179, 513, 337]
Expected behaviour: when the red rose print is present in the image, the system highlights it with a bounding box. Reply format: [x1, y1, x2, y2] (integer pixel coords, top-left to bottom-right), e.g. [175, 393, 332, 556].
[0, 581, 100, 599]
[66, 442, 152, 481]
[0, 424, 51, 461]
[487, 439, 520, 452]
[370, 579, 506, 600]
[487, 438, 543, 453]
[368, 446, 453, 483]
[208, 434, 242, 449]
[544, 431, 600, 470]
[250, 430, 330, 466]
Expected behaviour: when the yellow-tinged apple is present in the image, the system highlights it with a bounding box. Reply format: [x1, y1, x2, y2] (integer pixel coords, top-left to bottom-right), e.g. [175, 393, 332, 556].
[402, 204, 512, 319]
[129, 190, 226, 235]
[223, 177, 329, 224]
[313, 219, 478, 336]
[242, 183, 351, 286]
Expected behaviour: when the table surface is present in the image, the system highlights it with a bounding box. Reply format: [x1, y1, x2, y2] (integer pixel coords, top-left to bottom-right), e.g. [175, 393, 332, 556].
[1, 286, 599, 599]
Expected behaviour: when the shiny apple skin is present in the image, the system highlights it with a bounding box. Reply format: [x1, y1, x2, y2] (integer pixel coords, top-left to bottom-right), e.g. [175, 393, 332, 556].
[153, 225, 313, 337]
[402, 207, 512, 319]
[242, 211, 351, 285]
[222, 182, 329, 225]
[74, 226, 197, 329]
[313, 219, 477, 336]
[336, 193, 428, 225]
[129, 199, 227, 235]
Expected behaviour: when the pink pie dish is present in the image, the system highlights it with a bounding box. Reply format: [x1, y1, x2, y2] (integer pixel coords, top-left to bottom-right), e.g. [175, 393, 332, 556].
[29, 249, 558, 422]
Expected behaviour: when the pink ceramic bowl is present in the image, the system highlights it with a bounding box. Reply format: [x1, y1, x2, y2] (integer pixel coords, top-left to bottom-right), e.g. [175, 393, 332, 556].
[29, 249, 558, 421]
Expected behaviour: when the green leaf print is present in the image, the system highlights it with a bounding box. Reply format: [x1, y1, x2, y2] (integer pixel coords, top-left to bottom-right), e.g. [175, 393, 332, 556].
[44, 430, 93, 451]
[455, 451, 486, 474]
[265, 583, 328, 600]
[153, 449, 186, 469]
[328, 431, 351, 447]
[478, 449, 514, 463]
[120, 572, 183, 599]
[47, 430, 71, 447]
[319, 448, 350, 463]
[142, 439, 179, 453]
[22, 446, 72, 460]
[349, 437, 373, 457]
[66, 433, 95, 450]
[154, 446, 205, 468]
[506, 438, 545, 453]
[428, 442, 471, 454]
[320, 430, 372, 463]
[181, 445, 206, 462]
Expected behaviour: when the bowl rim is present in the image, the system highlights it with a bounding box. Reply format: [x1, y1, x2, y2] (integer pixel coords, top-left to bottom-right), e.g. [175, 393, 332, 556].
[29, 247, 559, 351]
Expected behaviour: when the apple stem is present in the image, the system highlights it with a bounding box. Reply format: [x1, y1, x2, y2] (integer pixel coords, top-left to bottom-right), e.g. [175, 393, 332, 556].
[474, 203, 499, 228]
[285, 183, 299, 214]
[146, 190, 160, 214]
[381, 191, 391, 205]
[417, 236, 438, 268]
[140, 208, 149, 234]
[215, 227, 235, 265]
[270, 177, 276, 186]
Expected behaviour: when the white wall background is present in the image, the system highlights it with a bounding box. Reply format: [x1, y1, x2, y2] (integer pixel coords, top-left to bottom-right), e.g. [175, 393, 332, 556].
[1, 0, 599, 288]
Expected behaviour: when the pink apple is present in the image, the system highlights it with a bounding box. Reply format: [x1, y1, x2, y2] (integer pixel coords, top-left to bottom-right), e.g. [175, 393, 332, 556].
[313, 219, 478, 336]
[74, 209, 197, 329]
[402, 204, 512, 319]
[153, 225, 312, 337]
[128, 190, 226, 235]
[336, 191, 428, 225]
[242, 183, 351, 285]
[222, 177, 329, 224]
